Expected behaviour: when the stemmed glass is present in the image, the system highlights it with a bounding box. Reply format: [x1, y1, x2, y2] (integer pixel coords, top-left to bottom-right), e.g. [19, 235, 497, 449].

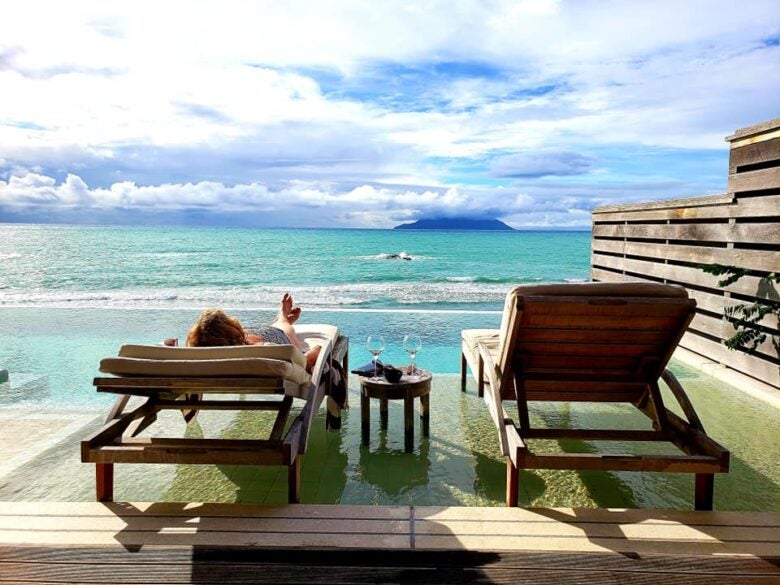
[365, 335, 386, 380]
[403, 334, 422, 376]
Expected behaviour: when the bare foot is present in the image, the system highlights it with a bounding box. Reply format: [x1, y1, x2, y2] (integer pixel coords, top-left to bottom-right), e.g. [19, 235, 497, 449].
[277, 293, 294, 323]
[305, 345, 322, 372]
[287, 306, 301, 324]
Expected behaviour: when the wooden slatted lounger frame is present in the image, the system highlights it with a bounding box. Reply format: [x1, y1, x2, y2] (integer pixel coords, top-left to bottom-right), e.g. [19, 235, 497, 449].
[81, 333, 348, 504]
[463, 283, 730, 510]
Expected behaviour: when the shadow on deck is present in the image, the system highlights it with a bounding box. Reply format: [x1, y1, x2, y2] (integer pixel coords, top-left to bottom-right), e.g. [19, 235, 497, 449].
[0, 502, 778, 584]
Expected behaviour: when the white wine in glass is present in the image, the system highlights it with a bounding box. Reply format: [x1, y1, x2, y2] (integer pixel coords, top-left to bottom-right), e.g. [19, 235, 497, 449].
[403, 334, 422, 375]
[365, 335, 386, 380]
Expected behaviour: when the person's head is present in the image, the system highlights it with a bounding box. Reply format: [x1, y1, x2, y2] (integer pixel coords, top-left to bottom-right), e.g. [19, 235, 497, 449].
[186, 308, 246, 347]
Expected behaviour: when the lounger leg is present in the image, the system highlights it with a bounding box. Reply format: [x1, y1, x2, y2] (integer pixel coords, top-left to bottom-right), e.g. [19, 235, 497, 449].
[404, 390, 414, 453]
[478, 357, 484, 398]
[343, 349, 349, 407]
[380, 397, 389, 429]
[288, 458, 301, 504]
[419, 392, 430, 438]
[96, 463, 114, 502]
[506, 460, 519, 507]
[695, 473, 714, 511]
[361, 389, 370, 446]
[461, 352, 467, 392]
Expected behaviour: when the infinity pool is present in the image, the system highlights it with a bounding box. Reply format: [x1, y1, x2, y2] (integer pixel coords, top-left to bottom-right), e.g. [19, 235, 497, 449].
[0, 308, 778, 510]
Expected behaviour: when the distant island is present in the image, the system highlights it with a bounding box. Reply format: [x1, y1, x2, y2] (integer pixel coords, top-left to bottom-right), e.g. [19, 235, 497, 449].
[394, 217, 515, 231]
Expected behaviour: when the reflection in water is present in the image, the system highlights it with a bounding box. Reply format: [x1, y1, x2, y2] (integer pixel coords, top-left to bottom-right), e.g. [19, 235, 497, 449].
[357, 433, 431, 496]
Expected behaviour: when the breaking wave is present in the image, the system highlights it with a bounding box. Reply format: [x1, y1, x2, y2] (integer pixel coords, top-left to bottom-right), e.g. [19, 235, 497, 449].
[0, 281, 528, 310]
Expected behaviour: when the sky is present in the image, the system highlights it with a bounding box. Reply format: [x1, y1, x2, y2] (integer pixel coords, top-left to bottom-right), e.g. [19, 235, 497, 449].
[0, 0, 778, 229]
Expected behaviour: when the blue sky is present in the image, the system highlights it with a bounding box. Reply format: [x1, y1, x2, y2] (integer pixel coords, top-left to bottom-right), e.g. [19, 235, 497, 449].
[0, 0, 778, 228]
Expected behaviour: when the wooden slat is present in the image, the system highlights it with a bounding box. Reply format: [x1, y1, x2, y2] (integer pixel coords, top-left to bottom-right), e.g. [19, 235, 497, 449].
[0, 515, 409, 534]
[414, 534, 780, 556]
[414, 519, 780, 542]
[593, 193, 734, 214]
[524, 392, 639, 402]
[727, 117, 780, 143]
[728, 166, 780, 193]
[680, 332, 780, 388]
[0, 502, 410, 520]
[517, 341, 661, 357]
[592, 222, 780, 245]
[591, 268, 780, 329]
[592, 194, 780, 222]
[522, 453, 722, 473]
[522, 297, 694, 316]
[590, 254, 779, 300]
[154, 398, 286, 411]
[525, 354, 639, 369]
[729, 138, 780, 174]
[94, 377, 286, 388]
[1, 550, 778, 585]
[523, 312, 682, 330]
[519, 328, 670, 344]
[415, 506, 780, 527]
[690, 313, 777, 359]
[523, 429, 663, 441]
[592, 239, 780, 273]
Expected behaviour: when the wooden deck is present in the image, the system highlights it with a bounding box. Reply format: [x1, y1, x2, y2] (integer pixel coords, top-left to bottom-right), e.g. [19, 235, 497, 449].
[0, 502, 778, 583]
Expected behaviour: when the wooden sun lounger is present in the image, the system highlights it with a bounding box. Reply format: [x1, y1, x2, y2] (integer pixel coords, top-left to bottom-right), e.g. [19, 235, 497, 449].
[81, 326, 348, 504]
[460, 282, 730, 510]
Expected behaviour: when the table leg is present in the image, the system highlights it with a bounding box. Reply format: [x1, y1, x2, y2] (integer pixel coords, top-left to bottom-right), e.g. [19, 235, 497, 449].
[380, 397, 388, 429]
[404, 391, 413, 452]
[419, 392, 430, 437]
[360, 389, 370, 446]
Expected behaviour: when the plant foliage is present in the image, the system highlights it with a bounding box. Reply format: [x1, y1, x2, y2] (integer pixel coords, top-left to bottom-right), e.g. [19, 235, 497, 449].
[698, 264, 779, 355]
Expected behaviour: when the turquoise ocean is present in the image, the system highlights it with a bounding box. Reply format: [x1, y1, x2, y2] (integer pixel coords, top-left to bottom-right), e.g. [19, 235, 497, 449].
[0, 224, 590, 407]
[1, 224, 778, 510]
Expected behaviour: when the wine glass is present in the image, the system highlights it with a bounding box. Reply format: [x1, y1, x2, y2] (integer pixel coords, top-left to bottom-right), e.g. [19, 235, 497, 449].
[403, 334, 422, 376]
[365, 335, 386, 380]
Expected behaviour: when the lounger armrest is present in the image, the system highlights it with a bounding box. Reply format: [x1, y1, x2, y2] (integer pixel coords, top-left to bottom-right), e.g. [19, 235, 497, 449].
[478, 341, 510, 456]
[661, 369, 705, 433]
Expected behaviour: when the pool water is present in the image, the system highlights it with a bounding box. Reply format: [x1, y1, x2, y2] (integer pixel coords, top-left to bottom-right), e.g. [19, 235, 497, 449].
[0, 308, 778, 510]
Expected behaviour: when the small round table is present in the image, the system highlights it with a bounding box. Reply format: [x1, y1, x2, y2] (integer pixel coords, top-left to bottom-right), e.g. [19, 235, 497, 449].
[359, 370, 432, 452]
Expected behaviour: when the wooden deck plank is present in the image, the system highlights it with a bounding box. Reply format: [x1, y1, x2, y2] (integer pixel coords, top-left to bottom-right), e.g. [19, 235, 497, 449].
[0, 515, 411, 534]
[414, 520, 780, 542]
[2, 562, 778, 585]
[414, 535, 780, 556]
[0, 530, 411, 549]
[414, 506, 780, 527]
[0, 501, 409, 520]
[2, 546, 777, 573]
[0, 503, 777, 583]
[0, 546, 777, 585]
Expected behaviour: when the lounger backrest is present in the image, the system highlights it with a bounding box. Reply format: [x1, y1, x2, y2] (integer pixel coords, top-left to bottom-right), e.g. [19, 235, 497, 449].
[496, 282, 695, 403]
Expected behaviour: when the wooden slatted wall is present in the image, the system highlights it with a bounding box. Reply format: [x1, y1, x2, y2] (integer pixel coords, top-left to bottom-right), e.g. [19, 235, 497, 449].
[591, 119, 780, 390]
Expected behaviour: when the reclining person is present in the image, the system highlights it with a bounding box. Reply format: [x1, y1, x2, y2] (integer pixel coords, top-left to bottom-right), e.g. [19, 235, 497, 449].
[184, 293, 322, 372]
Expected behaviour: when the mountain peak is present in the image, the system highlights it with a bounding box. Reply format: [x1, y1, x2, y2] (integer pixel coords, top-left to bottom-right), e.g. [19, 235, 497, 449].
[393, 217, 515, 231]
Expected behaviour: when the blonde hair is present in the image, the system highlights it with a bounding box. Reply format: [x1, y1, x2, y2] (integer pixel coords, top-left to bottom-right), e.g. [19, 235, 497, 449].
[186, 308, 246, 347]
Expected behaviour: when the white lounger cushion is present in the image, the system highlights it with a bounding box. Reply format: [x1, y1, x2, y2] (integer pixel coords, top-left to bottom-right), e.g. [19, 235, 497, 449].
[117, 343, 308, 369]
[100, 355, 311, 386]
[99, 324, 341, 392]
